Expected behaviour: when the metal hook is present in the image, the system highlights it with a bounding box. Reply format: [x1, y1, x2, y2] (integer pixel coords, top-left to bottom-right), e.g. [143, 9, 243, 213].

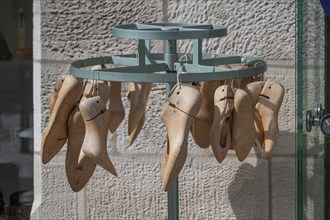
[96, 72, 101, 96]
[178, 53, 189, 62]
[91, 73, 97, 96]
[254, 61, 263, 67]
[176, 72, 182, 90]
[212, 53, 217, 65]
[176, 63, 187, 90]
[178, 63, 187, 74]
[65, 64, 70, 74]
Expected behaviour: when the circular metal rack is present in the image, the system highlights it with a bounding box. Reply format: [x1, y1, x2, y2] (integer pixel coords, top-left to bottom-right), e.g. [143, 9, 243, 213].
[69, 23, 267, 83]
[69, 23, 267, 220]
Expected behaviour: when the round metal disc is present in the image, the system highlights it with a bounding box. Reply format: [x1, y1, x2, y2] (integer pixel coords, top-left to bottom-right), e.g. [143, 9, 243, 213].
[320, 114, 330, 137]
[306, 110, 312, 132]
[112, 23, 227, 40]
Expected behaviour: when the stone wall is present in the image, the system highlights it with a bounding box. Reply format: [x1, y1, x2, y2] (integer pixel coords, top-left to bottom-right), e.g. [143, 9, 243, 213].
[32, 0, 296, 219]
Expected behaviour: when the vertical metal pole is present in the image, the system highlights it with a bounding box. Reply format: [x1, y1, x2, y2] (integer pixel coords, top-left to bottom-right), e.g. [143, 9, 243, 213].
[193, 39, 202, 65]
[138, 39, 146, 65]
[324, 14, 330, 220]
[164, 40, 179, 220]
[138, 39, 151, 65]
[296, 0, 304, 219]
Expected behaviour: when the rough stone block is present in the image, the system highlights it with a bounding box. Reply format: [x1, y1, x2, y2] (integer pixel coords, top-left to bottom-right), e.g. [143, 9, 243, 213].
[40, 0, 163, 60]
[167, 0, 295, 60]
[32, 162, 80, 220]
[86, 156, 167, 220]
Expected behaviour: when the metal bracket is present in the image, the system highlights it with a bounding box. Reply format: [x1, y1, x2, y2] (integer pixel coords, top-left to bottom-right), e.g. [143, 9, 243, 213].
[305, 103, 330, 137]
[306, 104, 324, 132]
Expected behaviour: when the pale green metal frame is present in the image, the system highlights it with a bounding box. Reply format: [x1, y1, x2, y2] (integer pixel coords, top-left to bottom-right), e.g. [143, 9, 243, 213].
[69, 23, 267, 220]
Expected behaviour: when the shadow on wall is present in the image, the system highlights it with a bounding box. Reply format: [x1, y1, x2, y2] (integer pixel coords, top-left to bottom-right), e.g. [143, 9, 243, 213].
[228, 129, 325, 219]
[228, 160, 269, 220]
[228, 130, 296, 219]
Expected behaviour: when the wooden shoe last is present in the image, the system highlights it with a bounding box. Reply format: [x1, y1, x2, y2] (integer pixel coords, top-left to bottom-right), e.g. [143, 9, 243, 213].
[209, 85, 234, 163]
[127, 82, 152, 145]
[66, 106, 96, 192]
[191, 81, 221, 148]
[79, 96, 117, 176]
[255, 82, 284, 159]
[48, 74, 66, 114]
[160, 84, 202, 191]
[243, 81, 266, 149]
[232, 89, 256, 161]
[107, 81, 125, 133]
[41, 75, 83, 164]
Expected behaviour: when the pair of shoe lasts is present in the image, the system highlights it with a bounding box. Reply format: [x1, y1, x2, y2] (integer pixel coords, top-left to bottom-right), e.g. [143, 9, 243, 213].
[67, 80, 118, 192]
[66, 66, 124, 191]
[208, 84, 257, 163]
[160, 84, 202, 191]
[244, 81, 285, 159]
[44, 70, 124, 191]
[211, 86, 256, 162]
[190, 64, 253, 149]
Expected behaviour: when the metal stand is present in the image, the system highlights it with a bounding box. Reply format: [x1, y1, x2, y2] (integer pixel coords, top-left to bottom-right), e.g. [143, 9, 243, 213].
[164, 40, 179, 220]
[69, 23, 267, 220]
